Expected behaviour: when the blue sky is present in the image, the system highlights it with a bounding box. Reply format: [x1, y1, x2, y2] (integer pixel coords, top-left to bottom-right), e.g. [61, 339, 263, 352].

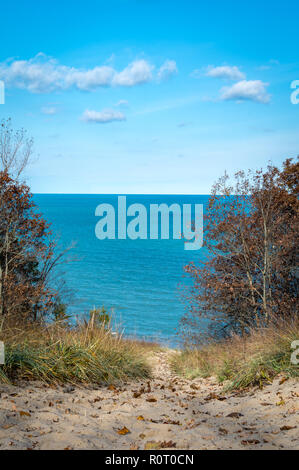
[0, 0, 298, 194]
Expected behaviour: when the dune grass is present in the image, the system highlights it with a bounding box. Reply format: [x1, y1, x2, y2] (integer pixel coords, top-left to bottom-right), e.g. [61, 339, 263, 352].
[0, 321, 152, 385]
[172, 317, 299, 390]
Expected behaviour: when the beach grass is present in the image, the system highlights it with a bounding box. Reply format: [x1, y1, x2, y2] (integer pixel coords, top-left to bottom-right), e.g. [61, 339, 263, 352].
[172, 317, 299, 390]
[0, 321, 152, 385]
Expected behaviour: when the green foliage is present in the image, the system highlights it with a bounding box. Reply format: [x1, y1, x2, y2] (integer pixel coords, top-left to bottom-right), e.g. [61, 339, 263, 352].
[53, 299, 71, 327]
[89, 306, 111, 329]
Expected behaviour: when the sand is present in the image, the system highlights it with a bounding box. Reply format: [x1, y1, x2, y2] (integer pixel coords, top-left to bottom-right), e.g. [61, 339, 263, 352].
[0, 350, 298, 450]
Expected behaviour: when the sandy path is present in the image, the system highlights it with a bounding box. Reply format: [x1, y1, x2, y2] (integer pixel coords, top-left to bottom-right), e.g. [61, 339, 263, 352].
[0, 350, 298, 450]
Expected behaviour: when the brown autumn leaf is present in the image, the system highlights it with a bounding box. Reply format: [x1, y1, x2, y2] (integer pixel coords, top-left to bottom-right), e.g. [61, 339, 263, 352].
[146, 397, 157, 403]
[241, 439, 260, 445]
[19, 411, 31, 417]
[279, 377, 288, 385]
[226, 412, 243, 418]
[280, 425, 297, 431]
[137, 415, 145, 421]
[163, 419, 181, 425]
[219, 427, 228, 435]
[190, 384, 199, 390]
[160, 440, 177, 448]
[133, 392, 141, 398]
[108, 385, 117, 391]
[117, 426, 131, 435]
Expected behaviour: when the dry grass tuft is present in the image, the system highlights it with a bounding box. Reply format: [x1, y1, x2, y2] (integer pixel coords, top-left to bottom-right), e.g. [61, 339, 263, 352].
[172, 317, 299, 390]
[0, 319, 152, 385]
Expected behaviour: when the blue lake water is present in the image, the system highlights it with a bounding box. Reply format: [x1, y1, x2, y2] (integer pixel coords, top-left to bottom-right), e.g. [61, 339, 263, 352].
[34, 195, 209, 346]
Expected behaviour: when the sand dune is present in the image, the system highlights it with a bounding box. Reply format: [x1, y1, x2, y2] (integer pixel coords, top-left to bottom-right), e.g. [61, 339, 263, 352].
[0, 351, 298, 450]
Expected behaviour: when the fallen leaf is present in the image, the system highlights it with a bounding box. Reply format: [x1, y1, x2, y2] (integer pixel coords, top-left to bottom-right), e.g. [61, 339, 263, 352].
[160, 440, 177, 448]
[163, 419, 181, 425]
[19, 411, 31, 417]
[279, 377, 288, 385]
[226, 412, 243, 418]
[280, 425, 296, 431]
[241, 439, 260, 445]
[276, 399, 286, 406]
[146, 397, 157, 403]
[219, 427, 228, 435]
[137, 415, 145, 421]
[190, 384, 199, 390]
[117, 426, 131, 435]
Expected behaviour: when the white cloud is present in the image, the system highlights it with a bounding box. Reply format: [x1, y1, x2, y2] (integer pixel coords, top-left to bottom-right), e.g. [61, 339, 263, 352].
[0, 54, 160, 93]
[81, 108, 126, 123]
[115, 99, 129, 107]
[205, 65, 245, 80]
[112, 60, 153, 86]
[41, 106, 57, 115]
[220, 80, 270, 103]
[157, 60, 178, 80]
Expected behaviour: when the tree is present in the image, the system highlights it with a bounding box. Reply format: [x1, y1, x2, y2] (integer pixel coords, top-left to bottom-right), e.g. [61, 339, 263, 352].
[0, 120, 68, 324]
[0, 118, 33, 179]
[180, 158, 299, 345]
[0, 171, 59, 322]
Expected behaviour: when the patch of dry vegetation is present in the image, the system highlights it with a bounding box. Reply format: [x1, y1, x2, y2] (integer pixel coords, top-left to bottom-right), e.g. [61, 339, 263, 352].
[172, 317, 299, 390]
[0, 320, 152, 385]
